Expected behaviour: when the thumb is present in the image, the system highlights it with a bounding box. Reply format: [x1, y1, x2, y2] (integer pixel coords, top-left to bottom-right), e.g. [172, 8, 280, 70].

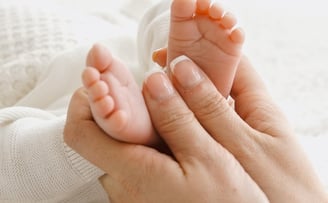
[232, 56, 292, 136]
[64, 89, 173, 182]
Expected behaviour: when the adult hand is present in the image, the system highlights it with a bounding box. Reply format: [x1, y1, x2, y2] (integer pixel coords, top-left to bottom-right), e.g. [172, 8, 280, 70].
[64, 53, 327, 202]
[152, 50, 328, 202]
[64, 78, 267, 201]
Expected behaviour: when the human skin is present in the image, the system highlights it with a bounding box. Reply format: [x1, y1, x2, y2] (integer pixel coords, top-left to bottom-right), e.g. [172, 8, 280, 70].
[65, 87, 267, 202]
[64, 56, 328, 202]
[153, 53, 328, 202]
[80, 0, 244, 145]
[167, 0, 244, 98]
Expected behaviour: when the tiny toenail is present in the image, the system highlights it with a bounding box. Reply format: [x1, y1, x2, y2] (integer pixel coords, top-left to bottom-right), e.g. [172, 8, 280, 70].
[170, 55, 203, 88]
[145, 71, 175, 101]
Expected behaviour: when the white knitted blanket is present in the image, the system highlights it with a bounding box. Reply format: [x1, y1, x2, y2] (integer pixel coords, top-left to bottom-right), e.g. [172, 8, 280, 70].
[1, 0, 327, 188]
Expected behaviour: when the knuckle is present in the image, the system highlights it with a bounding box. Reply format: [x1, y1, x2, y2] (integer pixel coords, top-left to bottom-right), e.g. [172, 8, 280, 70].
[157, 108, 195, 134]
[193, 90, 230, 120]
[194, 142, 218, 165]
[245, 99, 289, 135]
[233, 130, 263, 161]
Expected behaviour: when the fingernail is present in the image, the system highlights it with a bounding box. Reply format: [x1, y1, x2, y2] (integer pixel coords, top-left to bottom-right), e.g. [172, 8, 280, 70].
[145, 70, 175, 101]
[170, 55, 203, 88]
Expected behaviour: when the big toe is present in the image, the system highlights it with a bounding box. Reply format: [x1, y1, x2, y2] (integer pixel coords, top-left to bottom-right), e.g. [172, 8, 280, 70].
[171, 0, 195, 19]
[86, 43, 113, 72]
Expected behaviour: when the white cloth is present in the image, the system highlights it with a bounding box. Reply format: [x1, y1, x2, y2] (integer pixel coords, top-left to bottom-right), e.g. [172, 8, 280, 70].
[0, 0, 167, 202]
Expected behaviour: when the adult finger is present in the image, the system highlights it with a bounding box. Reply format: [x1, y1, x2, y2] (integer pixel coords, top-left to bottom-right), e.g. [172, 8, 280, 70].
[166, 55, 259, 157]
[153, 50, 292, 138]
[143, 70, 220, 166]
[142, 60, 266, 199]
[231, 56, 293, 137]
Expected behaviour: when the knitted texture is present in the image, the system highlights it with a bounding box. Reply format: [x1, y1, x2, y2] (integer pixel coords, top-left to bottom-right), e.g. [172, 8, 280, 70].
[0, 0, 157, 201]
[0, 1, 139, 202]
[0, 3, 71, 107]
[0, 2, 123, 108]
[0, 108, 107, 202]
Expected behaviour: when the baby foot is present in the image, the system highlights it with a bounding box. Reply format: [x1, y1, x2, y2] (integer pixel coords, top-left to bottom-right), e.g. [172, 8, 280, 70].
[168, 0, 245, 97]
[82, 44, 157, 145]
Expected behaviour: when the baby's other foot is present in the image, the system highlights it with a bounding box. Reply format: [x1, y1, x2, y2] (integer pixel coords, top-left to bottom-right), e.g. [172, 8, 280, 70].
[168, 0, 245, 97]
[82, 44, 157, 145]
